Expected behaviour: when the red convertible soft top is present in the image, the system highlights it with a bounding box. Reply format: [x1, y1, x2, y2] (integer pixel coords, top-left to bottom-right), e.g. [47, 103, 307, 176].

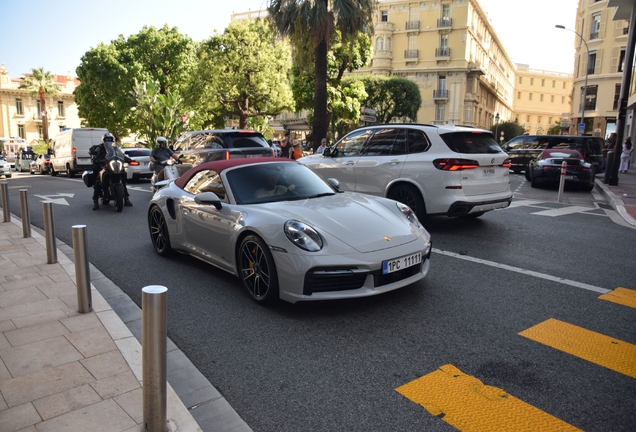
[174, 157, 293, 189]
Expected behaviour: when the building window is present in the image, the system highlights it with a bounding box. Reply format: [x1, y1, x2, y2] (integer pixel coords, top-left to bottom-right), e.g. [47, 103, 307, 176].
[381, 11, 388, 22]
[385, 37, 391, 51]
[551, 95, 555, 103]
[37, 125, 43, 137]
[562, 96, 565, 103]
[526, 115, 531, 122]
[538, 116, 542, 124]
[518, 76, 523, 84]
[18, 124, 25, 139]
[57, 101, 65, 117]
[464, 105, 472, 122]
[591, 13, 601, 39]
[467, 77, 473, 93]
[613, 83, 621, 110]
[376, 37, 383, 51]
[549, 117, 553, 124]
[588, 52, 597, 75]
[517, 91, 521, 99]
[436, 104, 445, 121]
[583, 84, 598, 111]
[59, 125, 65, 132]
[540, 94, 544, 102]
[530, 78, 534, 85]
[529, 93, 533, 100]
[541, 79, 545, 86]
[15, 98, 23, 115]
[36, 100, 42, 119]
[619, 48, 626, 72]
[563, 82, 566, 89]
[552, 80, 556, 88]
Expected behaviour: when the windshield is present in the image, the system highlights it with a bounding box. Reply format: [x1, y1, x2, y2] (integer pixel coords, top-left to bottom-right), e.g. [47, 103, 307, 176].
[226, 162, 336, 204]
[440, 132, 504, 154]
[105, 144, 126, 160]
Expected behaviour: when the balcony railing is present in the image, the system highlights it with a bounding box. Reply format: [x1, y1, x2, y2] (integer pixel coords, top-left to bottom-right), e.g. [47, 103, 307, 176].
[437, 18, 452, 28]
[435, 47, 450, 57]
[433, 89, 449, 99]
[404, 49, 419, 59]
[405, 21, 420, 31]
[590, 31, 599, 40]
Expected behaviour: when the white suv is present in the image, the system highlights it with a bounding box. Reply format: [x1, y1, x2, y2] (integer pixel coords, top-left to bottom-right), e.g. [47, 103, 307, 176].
[298, 124, 512, 219]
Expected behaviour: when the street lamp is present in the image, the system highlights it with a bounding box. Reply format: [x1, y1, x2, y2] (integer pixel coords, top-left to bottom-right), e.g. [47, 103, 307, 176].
[556, 24, 589, 136]
[494, 112, 500, 143]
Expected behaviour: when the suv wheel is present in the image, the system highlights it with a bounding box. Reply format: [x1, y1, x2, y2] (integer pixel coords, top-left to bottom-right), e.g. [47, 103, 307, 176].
[388, 184, 426, 221]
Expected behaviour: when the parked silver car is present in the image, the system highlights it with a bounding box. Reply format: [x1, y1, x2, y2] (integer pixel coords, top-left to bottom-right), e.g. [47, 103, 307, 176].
[0, 157, 12, 178]
[299, 124, 512, 219]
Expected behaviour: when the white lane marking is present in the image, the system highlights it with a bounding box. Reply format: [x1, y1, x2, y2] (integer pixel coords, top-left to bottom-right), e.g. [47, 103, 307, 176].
[531, 206, 598, 217]
[432, 248, 610, 294]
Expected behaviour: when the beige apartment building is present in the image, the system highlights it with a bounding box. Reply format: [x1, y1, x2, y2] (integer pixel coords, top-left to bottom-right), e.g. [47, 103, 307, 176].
[0, 64, 82, 151]
[567, 0, 630, 138]
[514, 64, 573, 135]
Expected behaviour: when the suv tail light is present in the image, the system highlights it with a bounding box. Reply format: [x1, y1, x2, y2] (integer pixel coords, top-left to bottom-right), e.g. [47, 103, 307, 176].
[433, 158, 479, 171]
[501, 158, 511, 168]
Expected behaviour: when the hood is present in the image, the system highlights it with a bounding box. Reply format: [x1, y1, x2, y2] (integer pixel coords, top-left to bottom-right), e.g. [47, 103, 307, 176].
[259, 193, 419, 253]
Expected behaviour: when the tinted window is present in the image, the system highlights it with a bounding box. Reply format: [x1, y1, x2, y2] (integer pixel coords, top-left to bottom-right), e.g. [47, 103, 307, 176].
[361, 128, 400, 156]
[406, 129, 430, 153]
[124, 149, 151, 157]
[226, 136, 268, 148]
[334, 129, 372, 157]
[440, 132, 504, 154]
[504, 136, 525, 150]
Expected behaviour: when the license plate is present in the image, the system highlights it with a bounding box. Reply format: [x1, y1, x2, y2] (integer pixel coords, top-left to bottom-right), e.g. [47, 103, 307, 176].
[483, 168, 495, 176]
[382, 252, 422, 274]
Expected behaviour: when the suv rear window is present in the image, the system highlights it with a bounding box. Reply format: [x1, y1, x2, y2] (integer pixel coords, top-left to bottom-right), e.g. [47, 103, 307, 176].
[176, 132, 269, 151]
[440, 132, 504, 154]
[124, 149, 151, 157]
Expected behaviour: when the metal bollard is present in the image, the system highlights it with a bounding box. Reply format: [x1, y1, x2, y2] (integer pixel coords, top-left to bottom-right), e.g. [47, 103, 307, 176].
[42, 202, 57, 264]
[604, 151, 614, 184]
[557, 161, 567, 203]
[142, 285, 168, 432]
[72, 225, 92, 313]
[19, 189, 31, 238]
[0, 182, 9, 222]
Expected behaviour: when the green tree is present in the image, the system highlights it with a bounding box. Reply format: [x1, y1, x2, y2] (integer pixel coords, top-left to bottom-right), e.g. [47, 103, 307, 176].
[548, 121, 562, 135]
[74, 25, 197, 138]
[189, 20, 294, 129]
[489, 120, 526, 144]
[18, 68, 61, 142]
[349, 75, 422, 124]
[131, 80, 187, 147]
[267, 0, 375, 148]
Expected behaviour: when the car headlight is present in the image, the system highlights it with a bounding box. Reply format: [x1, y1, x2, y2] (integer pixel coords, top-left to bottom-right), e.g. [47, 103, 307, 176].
[396, 202, 420, 227]
[284, 220, 323, 252]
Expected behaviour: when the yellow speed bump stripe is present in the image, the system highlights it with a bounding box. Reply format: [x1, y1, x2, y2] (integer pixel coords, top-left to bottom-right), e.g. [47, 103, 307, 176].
[396, 364, 580, 431]
[598, 287, 636, 309]
[520, 318, 636, 378]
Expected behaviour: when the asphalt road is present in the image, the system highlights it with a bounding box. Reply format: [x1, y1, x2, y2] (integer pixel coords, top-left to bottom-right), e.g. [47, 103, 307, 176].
[3, 171, 636, 431]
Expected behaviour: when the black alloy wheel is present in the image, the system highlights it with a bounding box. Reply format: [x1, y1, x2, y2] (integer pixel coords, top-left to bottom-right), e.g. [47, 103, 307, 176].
[238, 235, 279, 304]
[50, 167, 57, 176]
[388, 184, 427, 221]
[148, 205, 172, 256]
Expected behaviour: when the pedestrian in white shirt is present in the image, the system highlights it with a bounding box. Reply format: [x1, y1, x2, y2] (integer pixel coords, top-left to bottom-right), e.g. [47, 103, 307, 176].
[315, 138, 327, 155]
[620, 137, 633, 173]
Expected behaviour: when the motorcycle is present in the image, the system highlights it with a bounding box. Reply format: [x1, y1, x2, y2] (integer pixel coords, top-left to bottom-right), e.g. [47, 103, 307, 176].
[82, 146, 128, 212]
[150, 157, 187, 193]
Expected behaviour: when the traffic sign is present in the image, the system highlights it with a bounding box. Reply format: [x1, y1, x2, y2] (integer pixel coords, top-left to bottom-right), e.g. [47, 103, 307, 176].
[578, 123, 585, 134]
[364, 108, 376, 116]
[362, 115, 376, 123]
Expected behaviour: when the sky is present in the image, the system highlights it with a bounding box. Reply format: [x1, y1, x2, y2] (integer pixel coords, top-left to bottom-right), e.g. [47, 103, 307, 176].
[0, 0, 580, 78]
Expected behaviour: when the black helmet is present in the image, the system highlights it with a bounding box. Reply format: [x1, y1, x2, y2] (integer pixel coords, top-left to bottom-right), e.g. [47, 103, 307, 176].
[156, 136, 168, 146]
[102, 133, 115, 143]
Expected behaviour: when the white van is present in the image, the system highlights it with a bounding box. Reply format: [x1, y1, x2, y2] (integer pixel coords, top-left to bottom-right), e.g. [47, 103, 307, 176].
[50, 128, 108, 177]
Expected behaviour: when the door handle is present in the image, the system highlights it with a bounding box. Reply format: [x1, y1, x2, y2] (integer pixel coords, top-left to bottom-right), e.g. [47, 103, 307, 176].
[345, 161, 355, 166]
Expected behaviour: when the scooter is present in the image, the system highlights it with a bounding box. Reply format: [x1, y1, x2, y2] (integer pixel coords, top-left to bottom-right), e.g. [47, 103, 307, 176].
[150, 157, 185, 193]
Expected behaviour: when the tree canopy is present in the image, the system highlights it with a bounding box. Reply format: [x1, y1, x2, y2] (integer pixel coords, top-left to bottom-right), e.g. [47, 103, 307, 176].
[18, 68, 61, 141]
[348, 75, 422, 124]
[188, 19, 294, 129]
[74, 25, 197, 139]
[489, 120, 526, 144]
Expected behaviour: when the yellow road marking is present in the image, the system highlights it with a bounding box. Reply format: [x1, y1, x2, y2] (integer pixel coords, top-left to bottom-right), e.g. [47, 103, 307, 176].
[519, 318, 636, 378]
[599, 287, 636, 309]
[396, 364, 580, 431]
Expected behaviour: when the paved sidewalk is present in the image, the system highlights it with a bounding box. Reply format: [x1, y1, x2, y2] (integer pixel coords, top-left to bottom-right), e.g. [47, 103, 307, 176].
[596, 170, 636, 227]
[0, 215, 250, 432]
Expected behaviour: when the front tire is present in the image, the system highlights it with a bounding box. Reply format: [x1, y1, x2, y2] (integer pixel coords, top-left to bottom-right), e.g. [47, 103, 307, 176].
[113, 183, 124, 212]
[238, 235, 279, 304]
[148, 205, 172, 256]
[66, 166, 75, 178]
[388, 184, 427, 221]
[50, 167, 58, 176]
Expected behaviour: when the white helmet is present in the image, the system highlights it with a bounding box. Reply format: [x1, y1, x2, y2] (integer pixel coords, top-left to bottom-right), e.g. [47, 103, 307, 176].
[156, 136, 168, 146]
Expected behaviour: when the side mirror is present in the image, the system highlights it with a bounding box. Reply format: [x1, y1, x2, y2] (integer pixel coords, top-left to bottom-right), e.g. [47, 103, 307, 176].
[327, 178, 342, 192]
[323, 147, 332, 157]
[194, 192, 223, 210]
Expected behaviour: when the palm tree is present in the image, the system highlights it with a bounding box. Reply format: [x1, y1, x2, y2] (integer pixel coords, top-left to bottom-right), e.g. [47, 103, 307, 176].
[267, 0, 375, 149]
[19, 68, 61, 142]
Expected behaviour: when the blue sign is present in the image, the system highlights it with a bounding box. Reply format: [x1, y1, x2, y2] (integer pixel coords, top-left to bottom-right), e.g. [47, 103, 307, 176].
[578, 123, 585, 134]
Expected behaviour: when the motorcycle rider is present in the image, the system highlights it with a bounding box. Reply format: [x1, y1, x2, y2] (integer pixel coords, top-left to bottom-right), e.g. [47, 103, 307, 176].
[150, 136, 180, 182]
[89, 133, 133, 210]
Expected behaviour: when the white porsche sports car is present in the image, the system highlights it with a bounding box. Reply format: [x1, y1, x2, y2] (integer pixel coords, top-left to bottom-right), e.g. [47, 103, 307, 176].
[148, 157, 432, 304]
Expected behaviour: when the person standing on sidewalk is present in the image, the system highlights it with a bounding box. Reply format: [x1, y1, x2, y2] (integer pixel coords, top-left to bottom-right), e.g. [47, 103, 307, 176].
[619, 137, 633, 173]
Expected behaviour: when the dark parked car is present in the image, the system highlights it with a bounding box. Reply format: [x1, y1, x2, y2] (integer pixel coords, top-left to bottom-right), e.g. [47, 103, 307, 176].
[170, 130, 274, 167]
[526, 149, 595, 191]
[29, 153, 51, 175]
[503, 135, 605, 174]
